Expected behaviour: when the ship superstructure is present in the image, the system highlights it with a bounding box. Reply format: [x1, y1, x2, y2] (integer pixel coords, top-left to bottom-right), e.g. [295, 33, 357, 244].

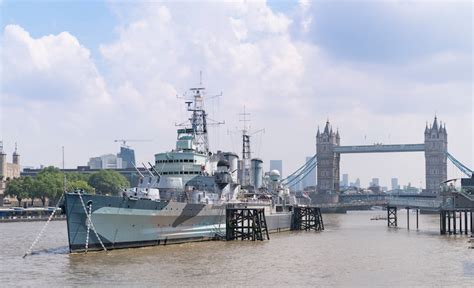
[154, 88, 214, 180]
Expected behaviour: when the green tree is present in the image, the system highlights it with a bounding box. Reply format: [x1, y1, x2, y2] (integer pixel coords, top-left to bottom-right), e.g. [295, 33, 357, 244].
[88, 170, 130, 195]
[35, 166, 64, 206]
[40, 166, 61, 174]
[5, 176, 34, 207]
[67, 180, 95, 194]
[65, 172, 90, 183]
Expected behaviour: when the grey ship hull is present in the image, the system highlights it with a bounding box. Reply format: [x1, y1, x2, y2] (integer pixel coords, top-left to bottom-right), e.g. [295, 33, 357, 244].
[64, 193, 292, 253]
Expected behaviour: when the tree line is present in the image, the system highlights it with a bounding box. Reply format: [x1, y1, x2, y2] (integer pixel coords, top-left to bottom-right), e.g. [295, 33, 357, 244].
[4, 167, 130, 207]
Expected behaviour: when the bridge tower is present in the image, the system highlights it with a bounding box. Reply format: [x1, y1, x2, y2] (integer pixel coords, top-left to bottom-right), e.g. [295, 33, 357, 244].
[424, 116, 447, 195]
[316, 120, 340, 194]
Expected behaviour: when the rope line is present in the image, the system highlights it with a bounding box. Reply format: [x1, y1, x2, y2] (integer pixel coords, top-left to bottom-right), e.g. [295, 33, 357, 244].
[23, 193, 64, 258]
[78, 193, 107, 253]
[85, 203, 92, 253]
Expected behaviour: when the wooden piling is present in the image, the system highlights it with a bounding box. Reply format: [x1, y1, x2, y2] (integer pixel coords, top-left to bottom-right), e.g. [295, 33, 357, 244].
[226, 208, 269, 241]
[291, 206, 324, 231]
[387, 206, 397, 228]
[440, 210, 446, 235]
[447, 211, 451, 234]
[406, 208, 410, 230]
[464, 211, 468, 235]
[471, 210, 473, 235]
[453, 211, 457, 235]
[416, 209, 419, 230]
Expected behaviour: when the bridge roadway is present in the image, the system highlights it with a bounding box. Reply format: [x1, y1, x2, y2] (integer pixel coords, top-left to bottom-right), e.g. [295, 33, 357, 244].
[386, 198, 442, 210]
[313, 197, 443, 210]
[320, 192, 471, 211]
[334, 143, 425, 154]
[315, 200, 388, 209]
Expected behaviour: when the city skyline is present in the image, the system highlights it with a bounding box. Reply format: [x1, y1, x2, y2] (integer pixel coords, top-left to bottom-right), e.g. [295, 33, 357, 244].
[1, 1, 472, 189]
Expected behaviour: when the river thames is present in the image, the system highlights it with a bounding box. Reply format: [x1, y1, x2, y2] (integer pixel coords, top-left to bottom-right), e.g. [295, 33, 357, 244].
[1, 210, 472, 287]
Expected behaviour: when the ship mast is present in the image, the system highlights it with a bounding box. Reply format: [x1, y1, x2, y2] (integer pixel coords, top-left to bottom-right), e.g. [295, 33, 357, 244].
[238, 106, 265, 187]
[188, 87, 209, 154]
[176, 74, 224, 155]
[240, 107, 251, 186]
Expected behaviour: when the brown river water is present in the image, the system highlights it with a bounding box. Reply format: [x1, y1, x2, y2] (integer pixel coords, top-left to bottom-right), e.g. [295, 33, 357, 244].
[0, 210, 473, 287]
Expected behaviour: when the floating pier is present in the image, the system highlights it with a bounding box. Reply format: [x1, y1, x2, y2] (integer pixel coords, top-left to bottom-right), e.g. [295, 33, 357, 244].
[291, 206, 324, 231]
[225, 208, 269, 241]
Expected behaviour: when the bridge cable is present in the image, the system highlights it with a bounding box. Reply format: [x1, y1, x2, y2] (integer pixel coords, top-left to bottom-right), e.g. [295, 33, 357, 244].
[281, 154, 317, 183]
[281, 154, 317, 182]
[282, 159, 317, 186]
[446, 152, 472, 178]
[285, 160, 317, 186]
[283, 159, 318, 188]
[286, 161, 318, 188]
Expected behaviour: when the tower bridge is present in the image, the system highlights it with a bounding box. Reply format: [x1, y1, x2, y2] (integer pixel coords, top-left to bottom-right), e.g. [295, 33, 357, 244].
[279, 116, 473, 236]
[282, 115, 471, 198]
[316, 116, 447, 195]
[333, 143, 425, 154]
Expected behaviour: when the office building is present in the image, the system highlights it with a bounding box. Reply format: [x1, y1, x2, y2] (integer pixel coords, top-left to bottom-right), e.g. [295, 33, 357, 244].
[342, 173, 349, 188]
[118, 146, 136, 169]
[391, 178, 399, 191]
[88, 154, 123, 169]
[370, 178, 380, 187]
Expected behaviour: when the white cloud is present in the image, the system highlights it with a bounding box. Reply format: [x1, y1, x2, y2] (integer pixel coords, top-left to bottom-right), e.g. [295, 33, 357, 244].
[98, 1, 472, 186]
[298, 0, 312, 33]
[2, 25, 110, 104]
[1, 24, 114, 165]
[1, 1, 471, 188]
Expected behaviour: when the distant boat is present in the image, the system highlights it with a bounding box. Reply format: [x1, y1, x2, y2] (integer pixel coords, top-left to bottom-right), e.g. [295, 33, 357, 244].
[370, 215, 387, 221]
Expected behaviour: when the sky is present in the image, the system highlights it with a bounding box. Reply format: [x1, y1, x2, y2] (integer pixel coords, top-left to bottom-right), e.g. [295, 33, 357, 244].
[1, 0, 472, 188]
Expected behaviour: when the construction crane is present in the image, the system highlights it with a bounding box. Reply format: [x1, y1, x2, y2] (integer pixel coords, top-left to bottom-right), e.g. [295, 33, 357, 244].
[114, 139, 152, 148]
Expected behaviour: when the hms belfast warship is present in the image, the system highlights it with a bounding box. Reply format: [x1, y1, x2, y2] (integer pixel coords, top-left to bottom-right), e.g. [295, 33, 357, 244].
[63, 84, 294, 253]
